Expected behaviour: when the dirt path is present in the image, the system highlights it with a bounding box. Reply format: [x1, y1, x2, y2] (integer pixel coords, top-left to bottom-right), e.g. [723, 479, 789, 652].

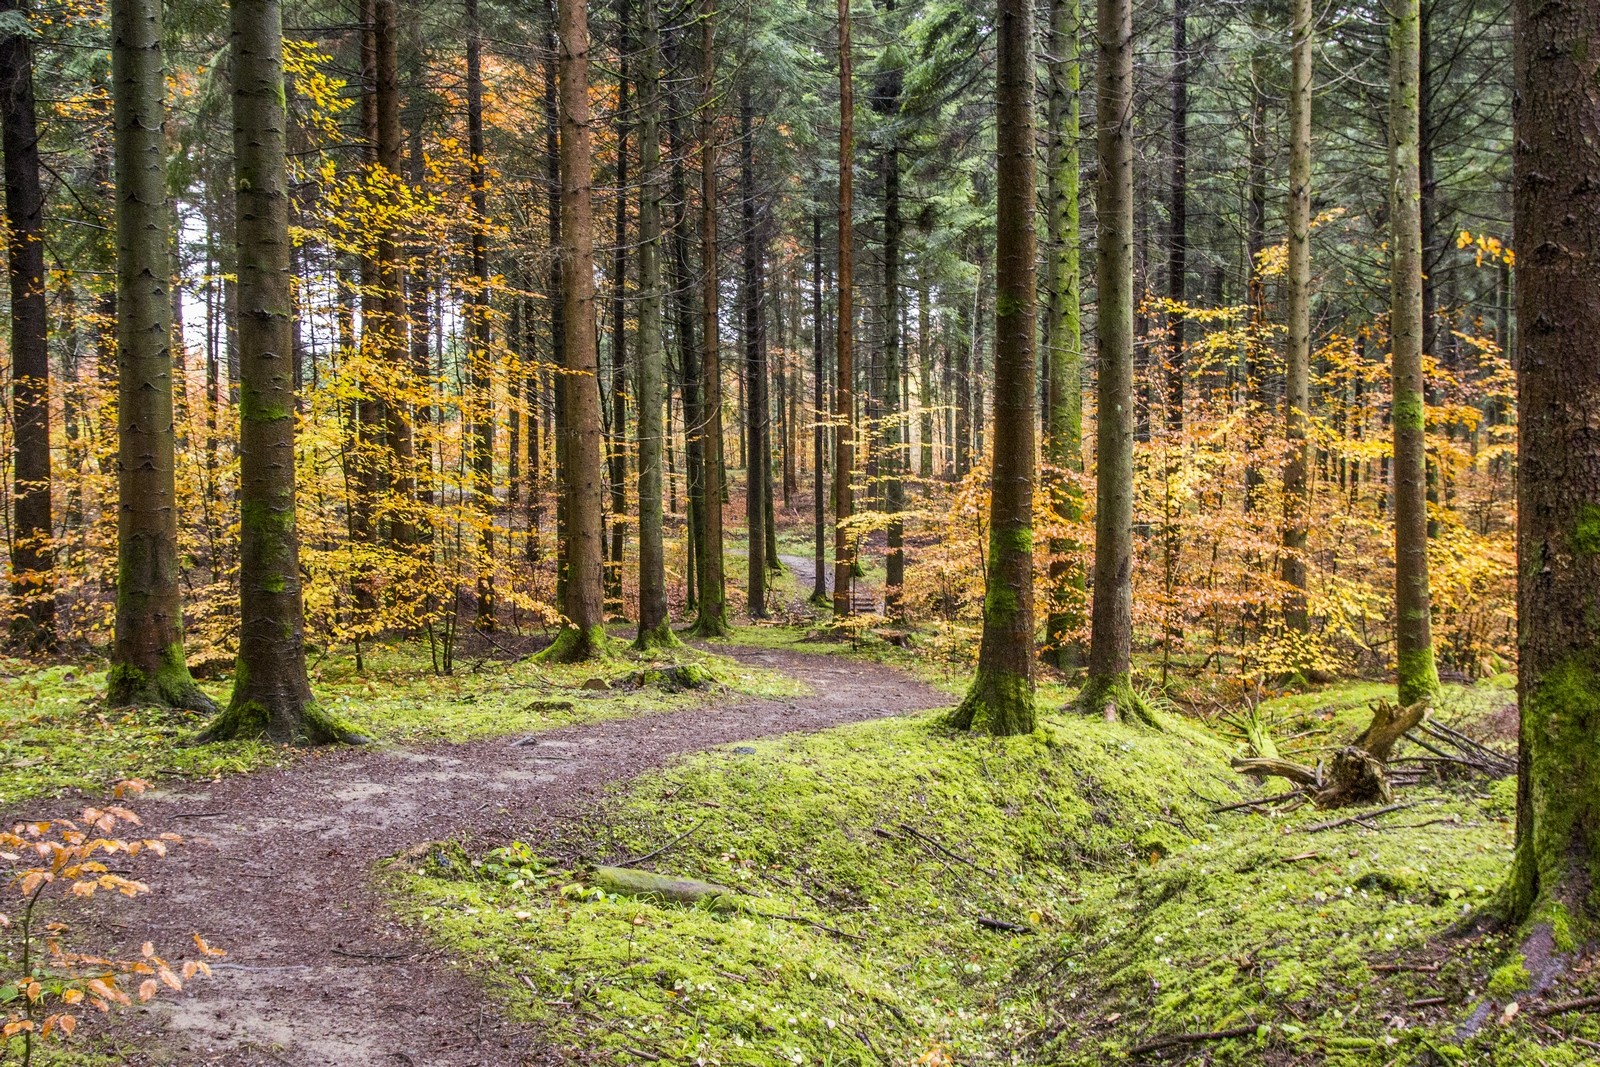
[74, 643, 945, 1066]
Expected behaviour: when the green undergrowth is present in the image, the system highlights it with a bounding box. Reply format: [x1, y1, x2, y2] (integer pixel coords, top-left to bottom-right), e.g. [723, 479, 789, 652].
[0, 639, 804, 810]
[396, 705, 1239, 1065]
[395, 666, 1597, 1065]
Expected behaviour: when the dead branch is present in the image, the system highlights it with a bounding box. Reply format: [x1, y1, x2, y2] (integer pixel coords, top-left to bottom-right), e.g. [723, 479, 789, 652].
[1126, 1023, 1258, 1056]
[1303, 802, 1416, 833]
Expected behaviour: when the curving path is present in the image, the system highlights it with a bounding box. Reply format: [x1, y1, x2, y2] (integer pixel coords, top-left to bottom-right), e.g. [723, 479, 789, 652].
[75, 643, 945, 1066]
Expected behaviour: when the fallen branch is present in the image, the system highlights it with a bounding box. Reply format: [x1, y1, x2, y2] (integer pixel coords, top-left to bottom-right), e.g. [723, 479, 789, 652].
[1302, 802, 1416, 834]
[896, 823, 999, 878]
[1212, 789, 1307, 814]
[1371, 962, 1440, 974]
[1534, 993, 1600, 1017]
[615, 819, 707, 869]
[1126, 1023, 1258, 1056]
[1230, 757, 1320, 788]
[976, 915, 1032, 934]
[767, 912, 866, 942]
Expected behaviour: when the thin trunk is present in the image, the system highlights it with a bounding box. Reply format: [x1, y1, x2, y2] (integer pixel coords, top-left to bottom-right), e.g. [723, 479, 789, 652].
[1390, 0, 1439, 703]
[811, 215, 828, 603]
[741, 91, 767, 618]
[467, 0, 496, 630]
[831, 0, 856, 617]
[692, 0, 729, 635]
[1281, 0, 1313, 631]
[607, 3, 630, 614]
[1165, 0, 1186, 430]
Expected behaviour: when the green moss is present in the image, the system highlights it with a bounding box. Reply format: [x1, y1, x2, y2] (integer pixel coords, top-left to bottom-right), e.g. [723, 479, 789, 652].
[535, 624, 619, 664]
[1572, 503, 1600, 557]
[1392, 388, 1426, 430]
[1397, 644, 1442, 706]
[1488, 954, 1530, 996]
[948, 666, 1035, 735]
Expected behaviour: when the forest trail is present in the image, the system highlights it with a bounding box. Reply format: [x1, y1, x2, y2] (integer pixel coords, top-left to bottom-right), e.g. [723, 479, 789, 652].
[82, 643, 946, 1066]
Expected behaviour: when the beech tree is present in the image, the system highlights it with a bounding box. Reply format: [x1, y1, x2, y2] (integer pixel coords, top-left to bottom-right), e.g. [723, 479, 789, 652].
[948, 0, 1034, 736]
[106, 0, 212, 710]
[1505, 0, 1600, 948]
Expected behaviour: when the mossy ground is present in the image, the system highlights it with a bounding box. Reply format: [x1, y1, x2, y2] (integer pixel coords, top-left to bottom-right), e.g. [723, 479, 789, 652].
[0, 636, 804, 809]
[396, 647, 1597, 1066]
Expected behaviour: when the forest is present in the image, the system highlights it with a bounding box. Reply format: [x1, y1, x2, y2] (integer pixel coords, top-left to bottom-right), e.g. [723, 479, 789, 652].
[0, 0, 1594, 1061]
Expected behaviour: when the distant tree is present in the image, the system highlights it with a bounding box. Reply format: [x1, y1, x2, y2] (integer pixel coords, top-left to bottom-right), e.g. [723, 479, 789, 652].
[106, 0, 213, 710]
[1280, 0, 1313, 632]
[202, 0, 355, 743]
[947, 0, 1035, 736]
[466, 0, 496, 630]
[1505, 0, 1600, 950]
[831, 0, 856, 619]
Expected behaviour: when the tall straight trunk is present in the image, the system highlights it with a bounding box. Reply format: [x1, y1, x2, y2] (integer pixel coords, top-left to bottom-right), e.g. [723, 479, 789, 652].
[467, 0, 496, 630]
[543, 3, 565, 575]
[107, 0, 212, 709]
[375, 0, 413, 544]
[540, 0, 609, 660]
[879, 24, 904, 618]
[1044, 0, 1084, 670]
[1081, 0, 1148, 721]
[669, 117, 703, 611]
[634, 0, 674, 647]
[741, 92, 768, 618]
[811, 215, 828, 604]
[1242, 46, 1267, 511]
[1505, 0, 1600, 946]
[351, 0, 382, 570]
[954, 291, 973, 477]
[831, 0, 856, 617]
[204, 0, 351, 743]
[1389, 0, 1439, 704]
[407, 120, 435, 522]
[692, 0, 729, 635]
[949, 0, 1035, 735]
[0, 0, 54, 648]
[1281, 0, 1313, 631]
[607, 5, 630, 614]
[1164, 0, 1186, 429]
[917, 283, 933, 482]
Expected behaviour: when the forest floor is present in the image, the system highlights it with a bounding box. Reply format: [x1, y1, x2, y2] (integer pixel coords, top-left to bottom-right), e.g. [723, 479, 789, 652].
[35, 640, 948, 1066]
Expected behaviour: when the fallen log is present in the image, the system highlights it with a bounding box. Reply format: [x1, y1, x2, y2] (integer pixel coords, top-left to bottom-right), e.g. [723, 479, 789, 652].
[587, 866, 742, 911]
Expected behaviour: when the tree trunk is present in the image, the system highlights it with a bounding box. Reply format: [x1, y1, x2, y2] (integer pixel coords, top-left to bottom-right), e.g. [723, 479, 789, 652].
[107, 0, 213, 710]
[948, 0, 1035, 735]
[540, 0, 609, 660]
[741, 91, 768, 618]
[634, 0, 674, 648]
[467, 0, 496, 631]
[1390, 0, 1440, 705]
[831, 0, 856, 617]
[1044, 0, 1084, 671]
[1164, 0, 1186, 431]
[1505, 0, 1600, 950]
[691, 0, 729, 635]
[1081, 0, 1148, 721]
[0, 0, 54, 648]
[811, 215, 829, 604]
[879, 29, 904, 619]
[204, 0, 353, 743]
[376, 0, 414, 546]
[1281, 0, 1313, 632]
[607, 3, 630, 616]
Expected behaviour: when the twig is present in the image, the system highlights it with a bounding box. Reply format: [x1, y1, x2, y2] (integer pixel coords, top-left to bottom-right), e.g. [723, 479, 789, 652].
[331, 948, 408, 961]
[1212, 789, 1306, 813]
[768, 912, 865, 942]
[170, 810, 229, 819]
[1371, 962, 1440, 974]
[1302, 802, 1416, 834]
[614, 819, 706, 869]
[621, 1048, 662, 1062]
[896, 823, 999, 877]
[1406, 996, 1449, 1008]
[1534, 993, 1600, 1017]
[976, 915, 1032, 934]
[1126, 1023, 1258, 1056]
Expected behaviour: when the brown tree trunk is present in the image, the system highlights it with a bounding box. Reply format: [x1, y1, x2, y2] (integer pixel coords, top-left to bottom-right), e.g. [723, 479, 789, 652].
[692, 0, 729, 635]
[831, 0, 856, 617]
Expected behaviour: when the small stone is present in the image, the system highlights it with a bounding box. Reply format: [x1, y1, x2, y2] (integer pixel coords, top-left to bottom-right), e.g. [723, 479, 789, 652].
[733, 745, 757, 755]
[580, 678, 611, 691]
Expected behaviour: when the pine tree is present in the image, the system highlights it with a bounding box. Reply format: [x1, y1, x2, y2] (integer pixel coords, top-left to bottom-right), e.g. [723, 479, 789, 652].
[106, 0, 213, 710]
[1280, 0, 1313, 631]
[948, 0, 1035, 736]
[831, 0, 856, 618]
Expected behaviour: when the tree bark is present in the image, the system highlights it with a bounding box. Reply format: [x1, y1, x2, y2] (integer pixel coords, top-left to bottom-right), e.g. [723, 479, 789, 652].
[204, 0, 354, 743]
[1281, 0, 1313, 632]
[741, 91, 768, 618]
[634, 0, 674, 648]
[1080, 0, 1146, 721]
[107, 0, 213, 709]
[1043, 0, 1084, 670]
[466, 0, 496, 631]
[691, 0, 729, 635]
[0, 0, 54, 648]
[1390, 0, 1440, 705]
[540, 0, 609, 660]
[811, 215, 829, 604]
[1503, 0, 1600, 944]
[831, 0, 856, 618]
[948, 0, 1035, 735]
